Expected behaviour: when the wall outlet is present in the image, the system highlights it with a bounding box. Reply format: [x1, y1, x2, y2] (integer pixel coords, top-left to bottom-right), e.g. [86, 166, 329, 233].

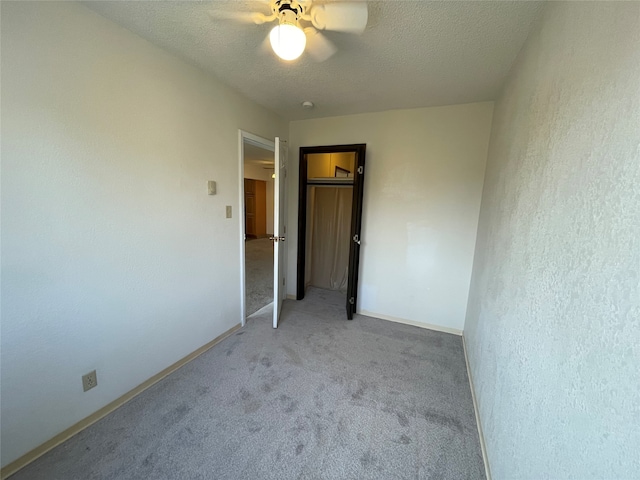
[226, 205, 232, 218]
[207, 180, 216, 195]
[82, 370, 98, 392]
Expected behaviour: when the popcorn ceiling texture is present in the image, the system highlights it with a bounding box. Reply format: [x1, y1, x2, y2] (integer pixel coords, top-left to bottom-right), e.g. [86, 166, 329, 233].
[87, 1, 543, 120]
[464, 2, 640, 479]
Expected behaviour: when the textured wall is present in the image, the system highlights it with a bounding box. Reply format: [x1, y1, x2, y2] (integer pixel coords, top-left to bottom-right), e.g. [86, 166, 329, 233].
[464, 2, 640, 479]
[289, 103, 494, 332]
[1, 2, 285, 466]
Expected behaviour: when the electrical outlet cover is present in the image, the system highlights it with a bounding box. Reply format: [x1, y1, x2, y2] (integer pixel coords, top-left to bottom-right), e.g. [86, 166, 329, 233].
[82, 370, 98, 392]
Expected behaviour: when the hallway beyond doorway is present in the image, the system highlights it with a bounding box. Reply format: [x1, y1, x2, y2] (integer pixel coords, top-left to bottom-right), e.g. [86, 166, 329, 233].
[245, 238, 273, 317]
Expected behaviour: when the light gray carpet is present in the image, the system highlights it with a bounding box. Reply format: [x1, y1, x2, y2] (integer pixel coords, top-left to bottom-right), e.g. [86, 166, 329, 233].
[245, 238, 273, 317]
[9, 288, 485, 479]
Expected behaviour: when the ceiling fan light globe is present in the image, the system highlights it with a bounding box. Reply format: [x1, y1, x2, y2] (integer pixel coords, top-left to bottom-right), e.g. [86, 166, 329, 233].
[269, 24, 306, 61]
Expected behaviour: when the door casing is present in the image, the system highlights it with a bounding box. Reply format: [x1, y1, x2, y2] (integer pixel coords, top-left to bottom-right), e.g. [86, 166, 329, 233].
[238, 130, 275, 327]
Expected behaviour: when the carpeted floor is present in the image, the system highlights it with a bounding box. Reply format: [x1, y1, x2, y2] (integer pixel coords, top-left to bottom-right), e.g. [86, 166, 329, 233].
[9, 288, 486, 480]
[245, 238, 273, 317]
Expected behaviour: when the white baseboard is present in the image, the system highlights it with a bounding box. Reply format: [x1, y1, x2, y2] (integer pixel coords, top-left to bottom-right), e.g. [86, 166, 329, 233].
[1, 323, 241, 480]
[462, 334, 492, 480]
[358, 310, 463, 336]
[286, 294, 297, 300]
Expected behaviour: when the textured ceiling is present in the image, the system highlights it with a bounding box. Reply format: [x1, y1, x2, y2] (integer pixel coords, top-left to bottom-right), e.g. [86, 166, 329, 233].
[244, 143, 275, 166]
[86, 1, 544, 121]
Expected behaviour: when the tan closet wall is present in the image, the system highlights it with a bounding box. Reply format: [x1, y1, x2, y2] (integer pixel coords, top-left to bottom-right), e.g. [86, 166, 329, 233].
[307, 153, 355, 179]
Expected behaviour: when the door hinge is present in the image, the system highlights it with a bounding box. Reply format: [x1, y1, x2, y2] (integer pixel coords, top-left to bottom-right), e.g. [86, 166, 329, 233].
[349, 297, 355, 305]
[357, 166, 364, 174]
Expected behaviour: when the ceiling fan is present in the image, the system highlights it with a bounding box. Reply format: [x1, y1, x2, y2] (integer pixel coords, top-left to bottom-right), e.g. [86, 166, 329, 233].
[209, 0, 368, 62]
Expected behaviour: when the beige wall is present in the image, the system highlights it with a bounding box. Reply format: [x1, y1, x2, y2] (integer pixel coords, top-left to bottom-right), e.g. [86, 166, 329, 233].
[0, 1, 286, 466]
[464, 3, 640, 478]
[288, 102, 494, 332]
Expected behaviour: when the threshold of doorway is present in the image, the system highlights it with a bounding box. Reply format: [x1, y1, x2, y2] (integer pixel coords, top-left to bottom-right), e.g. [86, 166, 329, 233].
[248, 301, 274, 319]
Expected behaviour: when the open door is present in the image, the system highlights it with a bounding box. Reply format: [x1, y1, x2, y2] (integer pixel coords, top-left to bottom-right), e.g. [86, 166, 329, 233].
[296, 144, 366, 320]
[272, 137, 287, 328]
[346, 145, 366, 319]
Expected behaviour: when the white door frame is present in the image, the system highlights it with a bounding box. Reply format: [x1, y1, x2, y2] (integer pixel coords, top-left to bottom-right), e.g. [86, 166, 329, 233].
[238, 130, 275, 326]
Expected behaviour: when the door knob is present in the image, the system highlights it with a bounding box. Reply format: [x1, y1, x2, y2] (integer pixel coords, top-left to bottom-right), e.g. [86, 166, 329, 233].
[280, 236, 285, 242]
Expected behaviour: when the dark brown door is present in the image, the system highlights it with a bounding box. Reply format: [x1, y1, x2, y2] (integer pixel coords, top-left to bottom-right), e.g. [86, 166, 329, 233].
[346, 145, 366, 319]
[244, 179, 256, 238]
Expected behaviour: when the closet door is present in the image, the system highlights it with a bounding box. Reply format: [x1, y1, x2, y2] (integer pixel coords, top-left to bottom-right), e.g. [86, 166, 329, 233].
[255, 180, 267, 237]
[244, 179, 256, 238]
[346, 145, 366, 320]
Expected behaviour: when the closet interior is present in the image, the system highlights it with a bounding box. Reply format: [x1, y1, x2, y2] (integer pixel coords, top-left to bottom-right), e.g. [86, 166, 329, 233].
[304, 152, 356, 295]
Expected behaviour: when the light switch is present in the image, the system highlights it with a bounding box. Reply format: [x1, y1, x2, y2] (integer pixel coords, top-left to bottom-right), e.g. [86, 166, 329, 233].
[226, 206, 232, 218]
[207, 181, 216, 195]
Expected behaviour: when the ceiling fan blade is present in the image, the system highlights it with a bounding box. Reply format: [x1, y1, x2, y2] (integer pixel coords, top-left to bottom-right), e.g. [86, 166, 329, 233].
[208, 10, 270, 25]
[304, 28, 337, 62]
[310, 3, 368, 34]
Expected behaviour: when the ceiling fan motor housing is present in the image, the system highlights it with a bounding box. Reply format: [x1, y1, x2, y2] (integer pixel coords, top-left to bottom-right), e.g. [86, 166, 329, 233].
[273, 0, 304, 26]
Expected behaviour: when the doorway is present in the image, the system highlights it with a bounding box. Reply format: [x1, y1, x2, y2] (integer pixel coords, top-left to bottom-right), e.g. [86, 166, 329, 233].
[239, 132, 275, 326]
[243, 143, 275, 318]
[296, 144, 366, 319]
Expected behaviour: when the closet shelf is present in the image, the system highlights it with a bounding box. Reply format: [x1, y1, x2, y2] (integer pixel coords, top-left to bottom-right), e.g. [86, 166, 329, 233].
[307, 177, 354, 186]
